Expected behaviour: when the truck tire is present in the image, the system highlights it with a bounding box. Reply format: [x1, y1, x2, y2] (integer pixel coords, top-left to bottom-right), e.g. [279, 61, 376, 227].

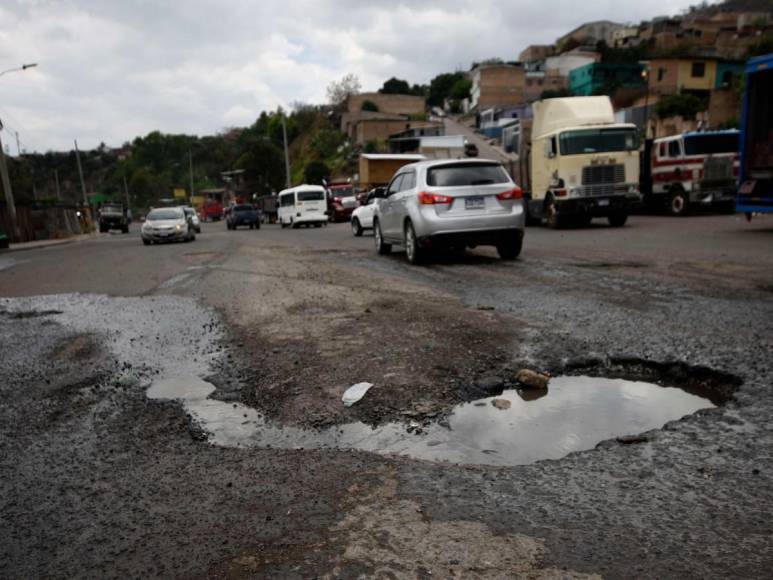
[668, 187, 689, 217]
[544, 196, 565, 229]
[608, 212, 628, 227]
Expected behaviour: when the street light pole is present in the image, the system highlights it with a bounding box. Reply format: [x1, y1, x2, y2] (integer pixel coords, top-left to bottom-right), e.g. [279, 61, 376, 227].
[0, 124, 19, 240]
[0, 63, 38, 79]
[188, 149, 195, 202]
[281, 114, 291, 189]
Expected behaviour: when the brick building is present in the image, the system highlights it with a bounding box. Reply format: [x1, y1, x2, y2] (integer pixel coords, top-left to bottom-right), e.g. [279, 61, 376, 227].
[469, 63, 526, 110]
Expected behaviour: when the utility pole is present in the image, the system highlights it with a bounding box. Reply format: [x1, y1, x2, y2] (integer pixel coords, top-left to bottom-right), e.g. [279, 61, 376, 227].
[54, 169, 61, 201]
[0, 123, 19, 240]
[15, 131, 21, 156]
[74, 139, 91, 232]
[123, 174, 130, 209]
[188, 149, 195, 201]
[281, 114, 291, 189]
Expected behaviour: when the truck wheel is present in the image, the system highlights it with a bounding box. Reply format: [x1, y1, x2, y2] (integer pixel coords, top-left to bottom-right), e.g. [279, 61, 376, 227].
[608, 212, 628, 227]
[544, 196, 564, 229]
[668, 188, 689, 217]
[351, 218, 363, 237]
[374, 220, 391, 255]
[255, 221, 261, 230]
[497, 232, 523, 260]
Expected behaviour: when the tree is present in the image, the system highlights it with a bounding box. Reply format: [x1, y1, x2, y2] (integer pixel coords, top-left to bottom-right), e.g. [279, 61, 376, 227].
[304, 160, 331, 185]
[380, 77, 411, 94]
[326, 73, 361, 107]
[235, 137, 286, 195]
[655, 93, 706, 120]
[450, 78, 472, 100]
[361, 100, 379, 112]
[428, 72, 466, 107]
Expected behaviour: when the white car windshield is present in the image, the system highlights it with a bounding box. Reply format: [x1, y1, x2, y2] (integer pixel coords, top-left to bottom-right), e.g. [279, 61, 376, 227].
[147, 209, 182, 221]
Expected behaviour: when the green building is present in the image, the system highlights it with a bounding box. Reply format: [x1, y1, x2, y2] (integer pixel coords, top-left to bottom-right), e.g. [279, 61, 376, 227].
[569, 63, 645, 96]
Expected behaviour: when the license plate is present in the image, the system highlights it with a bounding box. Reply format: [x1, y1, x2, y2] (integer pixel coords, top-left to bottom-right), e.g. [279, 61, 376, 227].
[465, 196, 485, 210]
[597, 199, 610, 207]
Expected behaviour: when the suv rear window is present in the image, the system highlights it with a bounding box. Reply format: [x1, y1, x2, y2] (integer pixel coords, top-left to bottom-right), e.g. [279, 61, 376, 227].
[426, 163, 509, 187]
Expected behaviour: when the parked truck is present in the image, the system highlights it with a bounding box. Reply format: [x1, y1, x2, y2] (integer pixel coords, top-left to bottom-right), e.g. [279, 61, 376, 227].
[98, 202, 129, 233]
[517, 96, 641, 228]
[642, 131, 739, 216]
[736, 53, 773, 220]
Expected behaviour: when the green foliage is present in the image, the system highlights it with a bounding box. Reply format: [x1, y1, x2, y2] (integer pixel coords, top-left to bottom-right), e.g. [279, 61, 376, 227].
[655, 93, 707, 120]
[310, 129, 346, 159]
[303, 160, 331, 185]
[380, 77, 411, 94]
[361, 100, 380, 112]
[363, 139, 386, 154]
[450, 78, 473, 100]
[428, 72, 466, 107]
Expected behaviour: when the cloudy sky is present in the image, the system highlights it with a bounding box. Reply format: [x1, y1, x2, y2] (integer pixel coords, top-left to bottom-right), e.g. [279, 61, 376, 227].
[0, 0, 700, 152]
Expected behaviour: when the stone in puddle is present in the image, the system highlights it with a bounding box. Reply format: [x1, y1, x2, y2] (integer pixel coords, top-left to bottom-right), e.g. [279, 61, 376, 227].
[516, 369, 550, 390]
[491, 399, 511, 410]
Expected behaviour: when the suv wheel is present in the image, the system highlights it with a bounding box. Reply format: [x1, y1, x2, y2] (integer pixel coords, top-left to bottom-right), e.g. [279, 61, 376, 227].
[404, 221, 424, 265]
[374, 220, 391, 255]
[351, 218, 363, 237]
[497, 233, 523, 260]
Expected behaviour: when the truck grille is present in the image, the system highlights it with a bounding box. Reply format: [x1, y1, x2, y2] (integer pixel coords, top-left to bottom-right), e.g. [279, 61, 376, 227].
[582, 164, 625, 186]
[703, 157, 733, 184]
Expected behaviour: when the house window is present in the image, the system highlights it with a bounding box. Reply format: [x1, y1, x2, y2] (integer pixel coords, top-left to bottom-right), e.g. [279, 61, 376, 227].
[691, 62, 705, 78]
[657, 67, 665, 82]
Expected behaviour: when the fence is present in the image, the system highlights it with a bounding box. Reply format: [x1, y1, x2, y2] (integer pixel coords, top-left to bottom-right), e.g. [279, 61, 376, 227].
[0, 203, 88, 243]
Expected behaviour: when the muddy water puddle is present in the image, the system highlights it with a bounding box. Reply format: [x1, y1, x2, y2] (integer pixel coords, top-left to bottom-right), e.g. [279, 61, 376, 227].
[148, 375, 714, 466]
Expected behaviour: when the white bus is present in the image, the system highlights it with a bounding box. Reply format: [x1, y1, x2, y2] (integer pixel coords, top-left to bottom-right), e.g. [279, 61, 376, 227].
[277, 185, 328, 228]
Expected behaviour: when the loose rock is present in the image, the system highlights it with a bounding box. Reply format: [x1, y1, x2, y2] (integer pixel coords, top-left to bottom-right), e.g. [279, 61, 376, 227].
[516, 369, 550, 390]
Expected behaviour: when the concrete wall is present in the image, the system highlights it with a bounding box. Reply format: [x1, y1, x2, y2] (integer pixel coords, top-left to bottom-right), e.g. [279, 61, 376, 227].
[709, 88, 741, 126]
[545, 53, 598, 77]
[347, 93, 425, 116]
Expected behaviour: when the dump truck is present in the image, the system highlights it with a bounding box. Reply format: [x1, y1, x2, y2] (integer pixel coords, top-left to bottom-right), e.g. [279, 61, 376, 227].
[517, 96, 641, 228]
[736, 53, 773, 220]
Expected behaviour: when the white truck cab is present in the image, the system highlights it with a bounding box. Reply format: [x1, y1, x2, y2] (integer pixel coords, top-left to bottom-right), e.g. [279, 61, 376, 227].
[527, 96, 641, 228]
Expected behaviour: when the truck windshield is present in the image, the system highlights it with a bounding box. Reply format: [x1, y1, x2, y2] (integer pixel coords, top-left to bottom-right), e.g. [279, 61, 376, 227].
[559, 128, 639, 156]
[684, 134, 739, 156]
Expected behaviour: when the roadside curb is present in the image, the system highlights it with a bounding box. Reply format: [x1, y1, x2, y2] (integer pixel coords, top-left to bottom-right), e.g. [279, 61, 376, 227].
[4, 234, 103, 253]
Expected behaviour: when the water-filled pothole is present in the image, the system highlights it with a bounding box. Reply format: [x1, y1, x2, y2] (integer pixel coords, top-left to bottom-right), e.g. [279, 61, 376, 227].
[148, 373, 719, 466]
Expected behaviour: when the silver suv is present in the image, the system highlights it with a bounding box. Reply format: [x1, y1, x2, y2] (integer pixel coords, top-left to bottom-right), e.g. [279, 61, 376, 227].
[373, 159, 525, 264]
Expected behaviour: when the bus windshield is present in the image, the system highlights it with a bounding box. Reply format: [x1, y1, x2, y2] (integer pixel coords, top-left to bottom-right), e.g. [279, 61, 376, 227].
[559, 128, 639, 156]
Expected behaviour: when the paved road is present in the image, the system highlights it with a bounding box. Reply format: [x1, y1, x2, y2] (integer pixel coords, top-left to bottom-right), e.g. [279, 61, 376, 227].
[444, 116, 515, 164]
[2, 214, 773, 578]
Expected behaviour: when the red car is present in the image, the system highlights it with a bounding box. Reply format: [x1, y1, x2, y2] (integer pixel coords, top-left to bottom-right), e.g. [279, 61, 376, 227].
[201, 199, 224, 222]
[327, 183, 358, 222]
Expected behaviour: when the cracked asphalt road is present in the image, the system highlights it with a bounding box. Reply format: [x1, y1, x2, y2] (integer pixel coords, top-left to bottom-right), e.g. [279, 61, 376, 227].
[1, 214, 772, 578]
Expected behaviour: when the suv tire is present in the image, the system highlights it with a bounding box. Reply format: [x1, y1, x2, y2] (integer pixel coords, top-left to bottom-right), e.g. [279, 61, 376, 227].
[404, 221, 424, 265]
[351, 218, 363, 237]
[497, 233, 523, 260]
[374, 220, 391, 255]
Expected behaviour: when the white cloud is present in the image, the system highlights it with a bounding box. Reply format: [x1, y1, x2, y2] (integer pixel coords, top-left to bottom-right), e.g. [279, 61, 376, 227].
[0, 0, 700, 151]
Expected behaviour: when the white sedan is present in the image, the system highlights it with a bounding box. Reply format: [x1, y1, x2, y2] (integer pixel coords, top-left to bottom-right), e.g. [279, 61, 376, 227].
[350, 188, 384, 237]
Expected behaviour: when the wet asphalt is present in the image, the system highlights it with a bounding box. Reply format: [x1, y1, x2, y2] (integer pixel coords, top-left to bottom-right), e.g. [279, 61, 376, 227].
[1, 214, 773, 578]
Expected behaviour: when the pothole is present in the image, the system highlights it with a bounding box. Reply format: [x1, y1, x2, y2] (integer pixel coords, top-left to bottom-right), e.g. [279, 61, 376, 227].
[148, 370, 730, 467]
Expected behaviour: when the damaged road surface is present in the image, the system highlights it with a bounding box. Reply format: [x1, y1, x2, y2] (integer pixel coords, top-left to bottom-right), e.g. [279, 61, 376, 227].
[1, 216, 773, 578]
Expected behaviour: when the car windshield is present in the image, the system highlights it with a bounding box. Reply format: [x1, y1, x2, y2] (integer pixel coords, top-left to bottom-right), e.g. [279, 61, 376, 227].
[147, 209, 182, 221]
[298, 191, 325, 201]
[329, 187, 353, 197]
[233, 205, 253, 211]
[684, 134, 739, 156]
[426, 163, 510, 187]
[559, 128, 640, 155]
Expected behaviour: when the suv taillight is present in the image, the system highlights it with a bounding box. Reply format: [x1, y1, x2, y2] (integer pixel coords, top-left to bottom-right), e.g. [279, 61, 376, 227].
[418, 191, 453, 205]
[496, 187, 523, 201]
